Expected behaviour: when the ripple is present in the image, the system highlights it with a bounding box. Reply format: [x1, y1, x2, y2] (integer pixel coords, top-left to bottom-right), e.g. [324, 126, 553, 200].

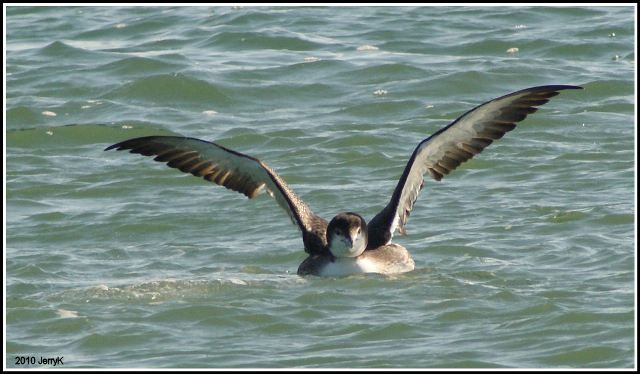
[102, 73, 233, 106]
[202, 31, 325, 51]
[37, 41, 93, 57]
[97, 56, 183, 76]
[6, 5, 635, 369]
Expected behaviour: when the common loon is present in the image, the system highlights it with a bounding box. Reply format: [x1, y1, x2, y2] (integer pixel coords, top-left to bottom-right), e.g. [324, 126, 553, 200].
[106, 85, 581, 276]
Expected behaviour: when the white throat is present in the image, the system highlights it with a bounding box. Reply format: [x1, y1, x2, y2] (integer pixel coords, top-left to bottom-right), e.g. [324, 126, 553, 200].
[329, 231, 366, 258]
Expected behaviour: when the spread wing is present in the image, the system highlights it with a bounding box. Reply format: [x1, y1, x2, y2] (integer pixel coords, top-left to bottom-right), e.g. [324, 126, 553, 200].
[105, 136, 329, 255]
[366, 85, 582, 248]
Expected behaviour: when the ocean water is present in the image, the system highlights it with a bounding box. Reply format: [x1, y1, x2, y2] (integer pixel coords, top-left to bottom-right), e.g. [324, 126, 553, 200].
[4, 5, 636, 369]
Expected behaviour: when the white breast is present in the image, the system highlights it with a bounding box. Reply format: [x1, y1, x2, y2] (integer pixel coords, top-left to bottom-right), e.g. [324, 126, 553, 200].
[318, 257, 380, 277]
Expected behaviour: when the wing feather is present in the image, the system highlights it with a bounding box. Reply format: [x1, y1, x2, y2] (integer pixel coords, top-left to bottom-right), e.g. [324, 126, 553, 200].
[367, 85, 582, 248]
[105, 136, 329, 254]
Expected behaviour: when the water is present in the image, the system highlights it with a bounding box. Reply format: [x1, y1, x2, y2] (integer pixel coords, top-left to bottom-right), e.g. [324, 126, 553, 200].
[5, 5, 636, 369]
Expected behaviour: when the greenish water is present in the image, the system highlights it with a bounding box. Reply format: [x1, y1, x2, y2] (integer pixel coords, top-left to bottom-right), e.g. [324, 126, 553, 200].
[5, 5, 636, 369]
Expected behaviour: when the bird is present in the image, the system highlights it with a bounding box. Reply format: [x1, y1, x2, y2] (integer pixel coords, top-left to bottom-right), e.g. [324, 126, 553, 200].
[105, 84, 581, 277]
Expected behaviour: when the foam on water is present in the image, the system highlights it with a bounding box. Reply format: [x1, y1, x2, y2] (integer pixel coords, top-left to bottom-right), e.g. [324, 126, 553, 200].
[5, 5, 635, 369]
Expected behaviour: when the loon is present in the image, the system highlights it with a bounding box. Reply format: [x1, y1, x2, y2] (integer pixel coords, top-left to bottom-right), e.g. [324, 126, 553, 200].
[105, 85, 581, 276]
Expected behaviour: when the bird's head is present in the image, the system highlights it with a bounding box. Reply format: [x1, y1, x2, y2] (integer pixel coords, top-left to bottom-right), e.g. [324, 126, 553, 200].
[326, 212, 368, 258]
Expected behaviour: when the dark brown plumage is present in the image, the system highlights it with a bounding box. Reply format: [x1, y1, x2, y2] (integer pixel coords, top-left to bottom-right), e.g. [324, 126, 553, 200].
[366, 85, 582, 249]
[105, 84, 581, 276]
